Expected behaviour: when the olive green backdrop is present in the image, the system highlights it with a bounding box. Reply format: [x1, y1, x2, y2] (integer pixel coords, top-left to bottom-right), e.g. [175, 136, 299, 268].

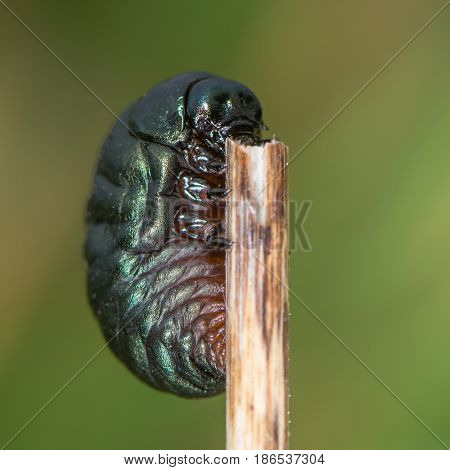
[1, 0, 449, 449]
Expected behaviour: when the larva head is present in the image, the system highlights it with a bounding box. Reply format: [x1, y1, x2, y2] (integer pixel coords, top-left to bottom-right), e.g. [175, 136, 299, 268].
[186, 77, 263, 150]
[128, 72, 214, 146]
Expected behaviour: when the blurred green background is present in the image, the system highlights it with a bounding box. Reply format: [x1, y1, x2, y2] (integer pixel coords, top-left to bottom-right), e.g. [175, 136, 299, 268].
[1, 0, 449, 449]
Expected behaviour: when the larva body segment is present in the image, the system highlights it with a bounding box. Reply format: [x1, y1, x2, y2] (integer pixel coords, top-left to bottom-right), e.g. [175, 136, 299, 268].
[85, 72, 263, 397]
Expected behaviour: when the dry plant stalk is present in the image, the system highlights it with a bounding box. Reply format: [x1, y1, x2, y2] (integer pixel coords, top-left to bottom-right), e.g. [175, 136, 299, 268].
[225, 139, 289, 450]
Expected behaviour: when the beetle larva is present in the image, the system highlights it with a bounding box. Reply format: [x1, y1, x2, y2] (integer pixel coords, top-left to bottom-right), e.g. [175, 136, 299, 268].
[85, 72, 264, 397]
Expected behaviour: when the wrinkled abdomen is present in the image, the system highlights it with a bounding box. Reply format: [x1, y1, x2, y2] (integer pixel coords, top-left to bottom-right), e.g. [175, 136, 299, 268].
[85, 116, 226, 397]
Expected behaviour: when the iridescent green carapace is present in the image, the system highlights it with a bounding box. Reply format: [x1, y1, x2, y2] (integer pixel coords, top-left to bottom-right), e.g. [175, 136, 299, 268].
[85, 72, 264, 397]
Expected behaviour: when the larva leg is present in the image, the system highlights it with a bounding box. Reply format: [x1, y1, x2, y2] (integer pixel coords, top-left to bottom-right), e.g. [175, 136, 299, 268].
[184, 142, 226, 175]
[177, 170, 228, 205]
[205, 234, 232, 251]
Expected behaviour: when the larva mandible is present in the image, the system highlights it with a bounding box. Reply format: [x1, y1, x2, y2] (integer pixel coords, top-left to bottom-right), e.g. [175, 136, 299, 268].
[85, 72, 264, 397]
